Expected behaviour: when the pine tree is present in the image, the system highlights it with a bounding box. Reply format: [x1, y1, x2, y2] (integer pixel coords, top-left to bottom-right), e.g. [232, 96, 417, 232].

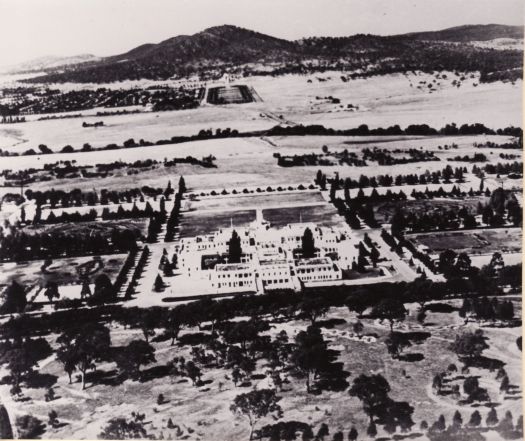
[178, 176, 186, 193]
[154, 274, 164, 292]
[469, 410, 481, 427]
[452, 410, 463, 428]
[301, 228, 316, 258]
[487, 408, 498, 426]
[228, 230, 242, 263]
[366, 421, 377, 437]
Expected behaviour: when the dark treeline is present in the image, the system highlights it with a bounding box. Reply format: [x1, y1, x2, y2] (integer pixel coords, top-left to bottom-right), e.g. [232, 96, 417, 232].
[43, 209, 98, 225]
[448, 153, 488, 163]
[474, 139, 522, 150]
[101, 202, 160, 221]
[479, 162, 522, 176]
[0, 123, 521, 158]
[1, 115, 26, 124]
[125, 246, 151, 300]
[266, 123, 522, 138]
[276, 152, 366, 167]
[25, 185, 166, 208]
[317, 164, 468, 190]
[0, 228, 140, 262]
[164, 177, 185, 242]
[361, 147, 438, 165]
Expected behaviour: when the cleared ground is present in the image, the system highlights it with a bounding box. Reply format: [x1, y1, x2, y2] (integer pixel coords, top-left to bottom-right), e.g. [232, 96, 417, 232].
[0, 70, 520, 157]
[263, 204, 342, 228]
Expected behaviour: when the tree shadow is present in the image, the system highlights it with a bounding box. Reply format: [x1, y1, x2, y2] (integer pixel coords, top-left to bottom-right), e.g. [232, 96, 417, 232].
[316, 361, 350, 393]
[25, 372, 58, 389]
[402, 331, 431, 343]
[393, 433, 423, 440]
[398, 353, 424, 362]
[315, 318, 347, 328]
[251, 373, 266, 380]
[151, 332, 172, 343]
[86, 369, 123, 388]
[425, 303, 457, 313]
[467, 356, 505, 370]
[139, 364, 172, 383]
[177, 332, 216, 346]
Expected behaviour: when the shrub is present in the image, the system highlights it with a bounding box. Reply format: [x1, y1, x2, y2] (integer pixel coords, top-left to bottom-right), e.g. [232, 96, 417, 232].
[16, 415, 45, 439]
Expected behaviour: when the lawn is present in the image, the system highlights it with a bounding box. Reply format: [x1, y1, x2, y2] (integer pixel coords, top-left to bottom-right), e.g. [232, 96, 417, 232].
[179, 209, 257, 238]
[187, 191, 325, 212]
[262, 204, 343, 228]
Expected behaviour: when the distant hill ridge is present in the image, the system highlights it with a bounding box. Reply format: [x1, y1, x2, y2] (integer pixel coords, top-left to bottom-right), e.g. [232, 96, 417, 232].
[22, 23, 524, 83]
[401, 24, 524, 42]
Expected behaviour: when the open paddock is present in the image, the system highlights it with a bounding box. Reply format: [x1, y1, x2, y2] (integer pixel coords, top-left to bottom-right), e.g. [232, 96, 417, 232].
[262, 204, 343, 229]
[251, 71, 522, 129]
[0, 134, 519, 196]
[0, 105, 272, 154]
[186, 190, 325, 212]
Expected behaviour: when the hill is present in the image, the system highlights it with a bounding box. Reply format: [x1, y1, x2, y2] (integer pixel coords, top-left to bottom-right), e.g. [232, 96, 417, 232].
[6, 54, 100, 74]
[402, 24, 524, 42]
[25, 24, 523, 84]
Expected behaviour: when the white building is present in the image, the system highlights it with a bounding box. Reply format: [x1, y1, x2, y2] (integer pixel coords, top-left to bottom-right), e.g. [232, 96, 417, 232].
[175, 218, 359, 294]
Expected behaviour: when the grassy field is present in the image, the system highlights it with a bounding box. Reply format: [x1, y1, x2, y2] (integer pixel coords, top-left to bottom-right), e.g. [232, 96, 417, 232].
[2, 133, 518, 197]
[0, 105, 273, 153]
[186, 191, 325, 212]
[0, 254, 127, 289]
[262, 204, 343, 228]
[251, 71, 522, 129]
[1, 299, 521, 440]
[409, 228, 522, 256]
[0, 69, 520, 158]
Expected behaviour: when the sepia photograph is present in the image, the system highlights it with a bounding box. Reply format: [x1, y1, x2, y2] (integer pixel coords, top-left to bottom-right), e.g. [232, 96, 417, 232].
[0, 0, 523, 439]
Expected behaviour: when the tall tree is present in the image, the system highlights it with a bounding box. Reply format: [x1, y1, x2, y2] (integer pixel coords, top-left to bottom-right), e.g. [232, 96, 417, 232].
[230, 389, 282, 441]
[290, 326, 328, 393]
[228, 230, 243, 263]
[0, 280, 26, 314]
[301, 228, 316, 258]
[44, 281, 60, 303]
[372, 298, 407, 332]
[349, 374, 391, 423]
[298, 296, 328, 326]
[56, 323, 111, 390]
[116, 340, 156, 380]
